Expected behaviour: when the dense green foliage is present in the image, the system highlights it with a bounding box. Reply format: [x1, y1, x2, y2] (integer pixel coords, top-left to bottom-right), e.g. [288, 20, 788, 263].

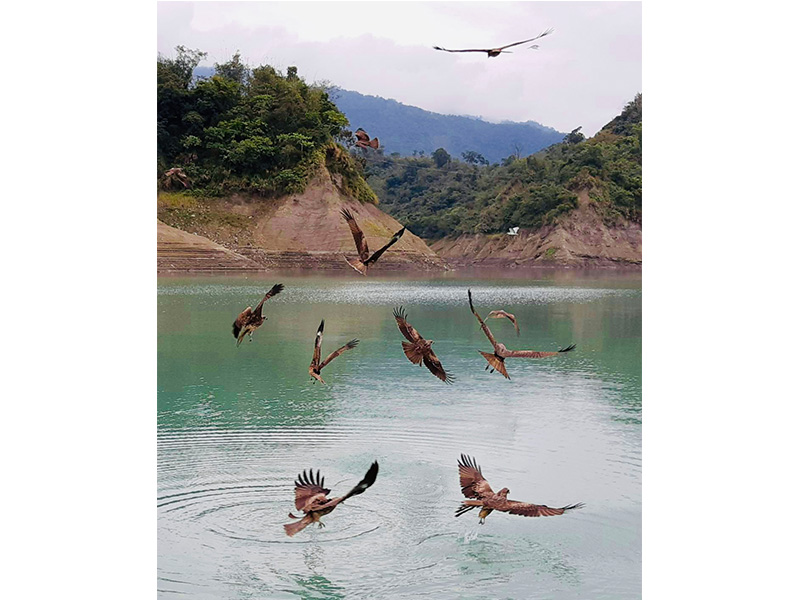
[158, 49, 373, 200]
[363, 95, 642, 239]
[330, 89, 565, 163]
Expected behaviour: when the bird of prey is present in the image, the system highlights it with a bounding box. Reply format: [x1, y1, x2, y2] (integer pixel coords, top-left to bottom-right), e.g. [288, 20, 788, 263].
[455, 454, 584, 524]
[468, 289, 575, 379]
[393, 306, 455, 384]
[309, 319, 359, 384]
[340, 208, 406, 276]
[433, 28, 554, 58]
[231, 283, 284, 346]
[284, 461, 380, 537]
[507, 226, 519, 236]
[355, 128, 380, 150]
[486, 310, 520, 337]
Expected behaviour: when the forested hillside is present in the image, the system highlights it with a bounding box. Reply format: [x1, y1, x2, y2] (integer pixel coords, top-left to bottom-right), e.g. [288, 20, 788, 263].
[158, 48, 374, 202]
[362, 94, 642, 240]
[331, 89, 564, 163]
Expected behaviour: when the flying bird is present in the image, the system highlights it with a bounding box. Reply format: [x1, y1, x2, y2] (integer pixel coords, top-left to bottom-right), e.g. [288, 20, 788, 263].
[455, 454, 584, 524]
[340, 208, 406, 276]
[468, 289, 575, 379]
[284, 461, 379, 537]
[507, 227, 519, 236]
[486, 310, 520, 337]
[355, 128, 380, 150]
[309, 319, 359, 384]
[434, 28, 554, 58]
[232, 283, 284, 346]
[393, 306, 455, 384]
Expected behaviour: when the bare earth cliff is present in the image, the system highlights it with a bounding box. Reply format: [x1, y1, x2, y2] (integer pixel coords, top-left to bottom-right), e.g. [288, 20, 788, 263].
[430, 189, 641, 269]
[157, 169, 445, 273]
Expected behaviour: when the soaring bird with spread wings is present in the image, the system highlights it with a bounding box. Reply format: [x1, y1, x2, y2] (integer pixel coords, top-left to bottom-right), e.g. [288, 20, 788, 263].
[455, 454, 584, 524]
[486, 310, 520, 337]
[284, 461, 380, 536]
[393, 307, 455, 384]
[340, 208, 406, 276]
[355, 128, 380, 150]
[468, 289, 575, 379]
[309, 319, 359, 384]
[232, 283, 284, 346]
[434, 28, 554, 58]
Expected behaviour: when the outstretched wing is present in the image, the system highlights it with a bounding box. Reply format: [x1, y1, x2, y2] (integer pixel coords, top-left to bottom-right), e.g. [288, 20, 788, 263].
[393, 307, 422, 343]
[253, 283, 284, 319]
[504, 501, 584, 518]
[468, 289, 500, 350]
[487, 310, 520, 336]
[423, 348, 455, 384]
[320, 339, 359, 370]
[294, 469, 331, 511]
[497, 28, 554, 51]
[433, 45, 491, 53]
[365, 227, 405, 265]
[503, 344, 576, 359]
[319, 461, 379, 509]
[232, 307, 252, 339]
[340, 208, 370, 262]
[458, 454, 494, 499]
[312, 319, 324, 368]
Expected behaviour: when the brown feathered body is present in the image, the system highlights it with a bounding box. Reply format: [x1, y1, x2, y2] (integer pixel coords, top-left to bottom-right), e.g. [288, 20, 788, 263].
[468, 289, 575, 379]
[232, 283, 284, 346]
[283, 462, 379, 537]
[393, 307, 455, 384]
[455, 454, 584, 524]
[340, 208, 405, 276]
[355, 128, 380, 149]
[308, 319, 359, 384]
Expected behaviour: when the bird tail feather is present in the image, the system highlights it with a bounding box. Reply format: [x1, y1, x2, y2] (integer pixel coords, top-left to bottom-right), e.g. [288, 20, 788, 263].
[283, 515, 314, 537]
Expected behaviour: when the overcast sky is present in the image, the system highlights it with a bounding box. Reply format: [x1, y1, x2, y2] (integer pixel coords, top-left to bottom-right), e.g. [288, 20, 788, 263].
[158, 1, 641, 135]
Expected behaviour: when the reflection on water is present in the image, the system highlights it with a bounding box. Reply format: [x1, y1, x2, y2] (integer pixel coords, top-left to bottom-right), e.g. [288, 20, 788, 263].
[158, 274, 641, 599]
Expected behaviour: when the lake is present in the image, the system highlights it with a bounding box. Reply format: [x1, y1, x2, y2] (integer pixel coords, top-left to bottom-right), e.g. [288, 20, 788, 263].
[158, 272, 641, 599]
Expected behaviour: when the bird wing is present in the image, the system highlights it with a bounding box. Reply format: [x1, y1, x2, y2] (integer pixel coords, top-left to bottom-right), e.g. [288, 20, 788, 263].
[340, 208, 370, 262]
[458, 454, 494, 499]
[317, 461, 379, 510]
[422, 348, 455, 384]
[497, 28, 554, 51]
[320, 339, 359, 370]
[502, 343, 576, 359]
[365, 227, 405, 265]
[293, 469, 331, 511]
[503, 500, 585, 517]
[393, 307, 422, 343]
[468, 289, 500, 350]
[232, 307, 252, 339]
[312, 320, 324, 367]
[487, 310, 520, 336]
[253, 283, 284, 319]
[355, 129, 369, 142]
[433, 45, 491, 53]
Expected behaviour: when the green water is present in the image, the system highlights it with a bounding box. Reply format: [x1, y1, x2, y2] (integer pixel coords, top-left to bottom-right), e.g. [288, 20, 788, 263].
[158, 273, 641, 599]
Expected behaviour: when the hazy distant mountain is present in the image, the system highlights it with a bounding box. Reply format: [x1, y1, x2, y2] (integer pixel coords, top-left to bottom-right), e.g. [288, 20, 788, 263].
[332, 89, 564, 164]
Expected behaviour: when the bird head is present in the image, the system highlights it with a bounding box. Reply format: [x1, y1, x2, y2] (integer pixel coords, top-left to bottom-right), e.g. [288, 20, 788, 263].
[499, 487, 510, 497]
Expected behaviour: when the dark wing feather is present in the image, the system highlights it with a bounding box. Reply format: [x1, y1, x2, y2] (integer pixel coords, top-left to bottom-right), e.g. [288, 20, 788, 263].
[294, 469, 331, 511]
[318, 461, 379, 509]
[312, 319, 324, 367]
[468, 289, 499, 350]
[365, 227, 405, 265]
[504, 501, 584, 517]
[319, 339, 359, 370]
[433, 46, 491, 53]
[393, 307, 422, 343]
[422, 349, 455, 384]
[497, 28, 554, 51]
[232, 307, 252, 338]
[340, 208, 370, 262]
[458, 454, 494, 498]
[253, 283, 284, 319]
